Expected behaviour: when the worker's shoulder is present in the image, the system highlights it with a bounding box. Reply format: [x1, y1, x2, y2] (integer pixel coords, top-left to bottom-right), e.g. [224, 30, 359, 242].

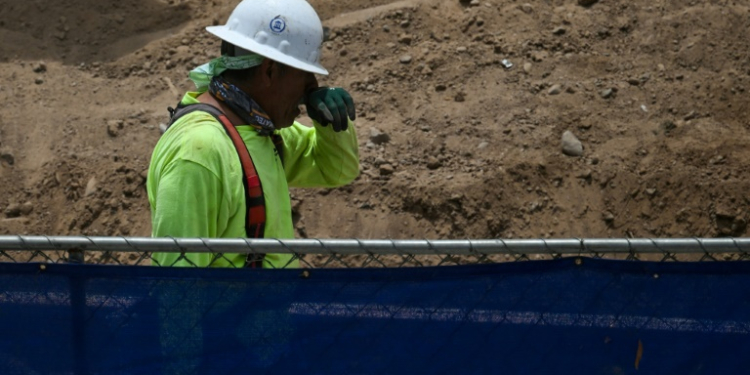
[167, 109, 231, 142]
[171, 108, 225, 131]
[158, 110, 235, 161]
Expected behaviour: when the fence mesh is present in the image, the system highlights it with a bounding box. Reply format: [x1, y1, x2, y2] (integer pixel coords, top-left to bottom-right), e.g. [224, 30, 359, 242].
[2, 256, 750, 374]
[1, 236, 749, 268]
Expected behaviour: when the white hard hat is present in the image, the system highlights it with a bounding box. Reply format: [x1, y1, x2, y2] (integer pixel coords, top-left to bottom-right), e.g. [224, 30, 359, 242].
[206, 0, 329, 75]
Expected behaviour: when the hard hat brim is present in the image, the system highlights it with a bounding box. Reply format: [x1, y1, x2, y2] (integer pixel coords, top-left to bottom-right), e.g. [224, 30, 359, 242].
[207, 26, 329, 76]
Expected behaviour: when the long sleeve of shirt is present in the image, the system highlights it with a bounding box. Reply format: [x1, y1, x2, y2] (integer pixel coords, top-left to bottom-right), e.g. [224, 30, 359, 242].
[150, 159, 242, 267]
[280, 119, 359, 188]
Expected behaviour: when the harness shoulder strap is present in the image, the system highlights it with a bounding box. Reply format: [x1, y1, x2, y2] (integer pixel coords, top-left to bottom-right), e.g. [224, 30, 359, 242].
[167, 103, 266, 268]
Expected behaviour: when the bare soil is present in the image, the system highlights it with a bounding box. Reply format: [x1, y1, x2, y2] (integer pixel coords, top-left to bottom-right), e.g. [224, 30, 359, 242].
[1, 0, 749, 243]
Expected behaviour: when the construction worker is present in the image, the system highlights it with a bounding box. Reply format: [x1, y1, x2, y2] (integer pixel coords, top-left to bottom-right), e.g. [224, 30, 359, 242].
[147, 0, 359, 268]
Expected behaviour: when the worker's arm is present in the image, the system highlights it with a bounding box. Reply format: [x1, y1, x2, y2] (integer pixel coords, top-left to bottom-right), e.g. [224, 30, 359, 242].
[148, 115, 245, 268]
[279, 119, 359, 188]
[151, 160, 225, 267]
[277, 86, 360, 188]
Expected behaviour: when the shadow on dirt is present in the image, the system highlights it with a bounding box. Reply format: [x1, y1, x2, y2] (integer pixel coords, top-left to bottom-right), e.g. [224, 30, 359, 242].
[0, 0, 192, 64]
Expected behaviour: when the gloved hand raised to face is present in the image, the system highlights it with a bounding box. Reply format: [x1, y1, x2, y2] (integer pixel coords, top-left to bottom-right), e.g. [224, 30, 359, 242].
[305, 87, 356, 132]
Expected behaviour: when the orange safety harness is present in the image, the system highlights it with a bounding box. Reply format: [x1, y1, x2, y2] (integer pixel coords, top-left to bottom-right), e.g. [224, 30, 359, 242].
[167, 103, 283, 268]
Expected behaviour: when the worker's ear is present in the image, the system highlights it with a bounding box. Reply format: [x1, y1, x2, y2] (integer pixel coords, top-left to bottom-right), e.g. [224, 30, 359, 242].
[267, 60, 288, 81]
[257, 58, 275, 87]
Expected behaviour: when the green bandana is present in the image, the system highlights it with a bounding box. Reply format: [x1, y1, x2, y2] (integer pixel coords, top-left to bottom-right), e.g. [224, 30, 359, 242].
[188, 54, 264, 90]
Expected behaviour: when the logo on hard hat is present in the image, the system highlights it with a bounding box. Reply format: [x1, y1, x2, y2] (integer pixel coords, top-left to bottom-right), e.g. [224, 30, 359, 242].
[269, 16, 286, 34]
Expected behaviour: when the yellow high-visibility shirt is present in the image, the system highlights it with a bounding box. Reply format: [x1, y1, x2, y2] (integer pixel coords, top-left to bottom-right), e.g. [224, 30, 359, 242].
[147, 92, 359, 268]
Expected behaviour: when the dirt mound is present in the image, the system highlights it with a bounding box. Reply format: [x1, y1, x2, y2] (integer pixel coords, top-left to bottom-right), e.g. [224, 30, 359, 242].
[1, 0, 749, 241]
[0, 0, 192, 64]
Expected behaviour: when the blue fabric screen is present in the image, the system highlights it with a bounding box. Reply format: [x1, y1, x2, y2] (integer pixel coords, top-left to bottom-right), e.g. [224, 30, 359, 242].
[1, 258, 749, 374]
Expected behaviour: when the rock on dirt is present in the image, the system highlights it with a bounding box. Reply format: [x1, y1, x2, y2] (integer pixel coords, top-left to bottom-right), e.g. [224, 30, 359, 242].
[379, 164, 395, 176]
[561, 131, 583, 157]
[369, 128, 390, 145]
[426, 157, 442, 170]
[4, 203, 21, 218]
[32, 62, 47, 73]
[0, 152, 14, 166]
[20, 202, 33, 216]
[85, 177, 98, 197]
[107, 120, 124, 137]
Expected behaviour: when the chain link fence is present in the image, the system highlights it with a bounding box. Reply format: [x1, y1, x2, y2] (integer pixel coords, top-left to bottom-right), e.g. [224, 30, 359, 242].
[2, 235, 750, 373]
[1, 235, 749, 268]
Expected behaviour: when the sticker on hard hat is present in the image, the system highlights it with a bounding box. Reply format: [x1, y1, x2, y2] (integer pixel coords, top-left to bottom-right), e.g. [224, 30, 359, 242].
[269, 16, 286, 34]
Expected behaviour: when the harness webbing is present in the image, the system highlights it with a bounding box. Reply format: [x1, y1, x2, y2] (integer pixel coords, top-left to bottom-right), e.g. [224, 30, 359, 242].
[167, 103, 269, 268]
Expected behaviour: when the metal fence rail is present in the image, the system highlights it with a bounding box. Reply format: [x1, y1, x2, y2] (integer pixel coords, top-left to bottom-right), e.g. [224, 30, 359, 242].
[1, 236, 749, 267]
[2, 236, 750, 254]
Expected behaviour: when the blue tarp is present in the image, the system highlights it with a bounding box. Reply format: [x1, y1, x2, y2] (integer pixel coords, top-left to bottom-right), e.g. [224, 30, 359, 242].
[1, 258, 749, 375]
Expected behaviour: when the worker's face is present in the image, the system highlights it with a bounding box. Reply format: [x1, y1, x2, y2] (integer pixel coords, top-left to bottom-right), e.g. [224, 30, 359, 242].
[263, 62, 318, 129]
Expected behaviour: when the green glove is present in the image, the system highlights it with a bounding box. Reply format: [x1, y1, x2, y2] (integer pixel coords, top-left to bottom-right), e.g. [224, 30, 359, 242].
[305, 87, 356, 132]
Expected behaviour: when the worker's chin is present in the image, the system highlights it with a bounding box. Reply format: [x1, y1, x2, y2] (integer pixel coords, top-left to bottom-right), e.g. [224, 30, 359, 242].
[276, 108, 300, 129]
